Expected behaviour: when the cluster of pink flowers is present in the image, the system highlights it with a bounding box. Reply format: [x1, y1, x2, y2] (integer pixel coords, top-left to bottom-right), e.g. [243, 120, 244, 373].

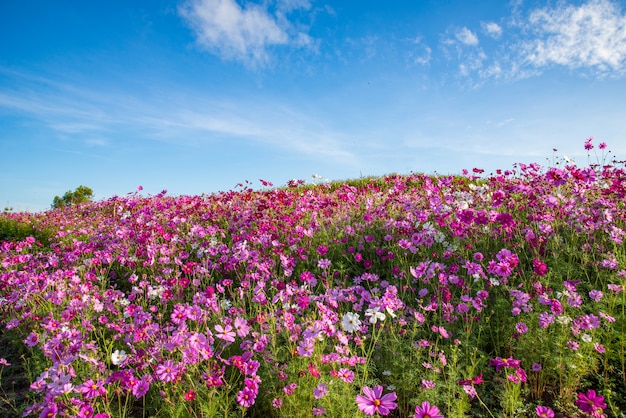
[0, 139, 624, 416]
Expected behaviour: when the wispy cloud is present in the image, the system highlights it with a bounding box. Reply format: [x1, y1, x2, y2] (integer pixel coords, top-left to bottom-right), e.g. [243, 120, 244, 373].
[0, 69, 359, 165]
[178, 0, 313, 67]
[521, 0, 626, 73]
[455, 27, 479, 46]
[407, 36, 432, 66]
[481, 21, 502, 38]
[443, 0, 626, 82]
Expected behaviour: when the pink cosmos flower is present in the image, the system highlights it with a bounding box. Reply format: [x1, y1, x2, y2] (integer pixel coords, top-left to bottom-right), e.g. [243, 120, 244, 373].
[185, 390, 196, 401]
[233, 317, 251, 338]
[130, 375, 150, 398]
[421, 379, 436, 389]
[214, 324, 236, 342]
[155, 360, 179, 382]
[589, 290, 603, 302]
[78, 379, 106, 399]
[284, 383, 297, 395]
[355, 385, 398, 416]
[532, 258, 548, 276]
[575, 389, 606, 415]
[39, 402, 58, 418]
[336, 368, 355, 383]
[236, 387, 256, 408]
[535, 405, 554, 417]
[489, 356, 521, 372]
[414, 401, 444, 418]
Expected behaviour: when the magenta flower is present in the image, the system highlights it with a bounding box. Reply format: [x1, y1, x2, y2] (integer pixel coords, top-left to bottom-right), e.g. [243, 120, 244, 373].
[39, 402, 58, 418]
[489, 356, 521, 372]
[575, 389, 606, 415]
[78, 379, 106, 399]
[355, 385, 397, 416]
[414, 401, 444, 418]
[535, 405, 554, 417]
[236, 387, 256, 408]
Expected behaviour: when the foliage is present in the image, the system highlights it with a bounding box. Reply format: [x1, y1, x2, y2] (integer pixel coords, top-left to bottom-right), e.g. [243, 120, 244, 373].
[0, 214, 53, 247]
[51, 185, 94, 209]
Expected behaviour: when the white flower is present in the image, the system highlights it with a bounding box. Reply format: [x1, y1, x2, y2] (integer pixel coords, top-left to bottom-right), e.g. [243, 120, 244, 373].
[341, 312, 361, 333]
[365, 307, 386, 324]
[111, 349, 127, 366]
[581, 333, 592, 343]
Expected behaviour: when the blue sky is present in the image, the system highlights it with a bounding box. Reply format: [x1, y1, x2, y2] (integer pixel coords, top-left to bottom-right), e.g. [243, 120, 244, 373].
[2, 0, 626, 212]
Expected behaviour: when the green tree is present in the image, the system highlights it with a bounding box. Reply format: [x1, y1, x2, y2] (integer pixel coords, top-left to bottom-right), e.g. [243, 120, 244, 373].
[51, 185, 94, 209]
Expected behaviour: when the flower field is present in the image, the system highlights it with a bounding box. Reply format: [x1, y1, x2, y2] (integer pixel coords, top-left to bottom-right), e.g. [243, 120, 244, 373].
[1, 138, 626, 418]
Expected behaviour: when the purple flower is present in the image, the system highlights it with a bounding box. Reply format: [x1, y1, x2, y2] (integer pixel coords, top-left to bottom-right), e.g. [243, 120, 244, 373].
[312, 407, 326, 416]
[414, 401, 444, 418]
[314, 383, 328, 399]
[355, 385, 397, 416]
[589, 290, 603, 302]
[130, 374, 150, 398]
[155, 360, 179, 382]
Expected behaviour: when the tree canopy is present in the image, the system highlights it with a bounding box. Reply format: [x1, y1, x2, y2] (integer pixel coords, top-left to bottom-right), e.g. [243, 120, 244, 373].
[52, 185, 94, 209]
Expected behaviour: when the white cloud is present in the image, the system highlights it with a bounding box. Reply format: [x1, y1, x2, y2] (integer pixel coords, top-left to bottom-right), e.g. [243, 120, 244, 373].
[521, 0, 626, 73]
[179, 0, 312, 67]
[481, 21, 502, 38]
[455, 27, 479, 46]
[444, 0, 626, 82]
